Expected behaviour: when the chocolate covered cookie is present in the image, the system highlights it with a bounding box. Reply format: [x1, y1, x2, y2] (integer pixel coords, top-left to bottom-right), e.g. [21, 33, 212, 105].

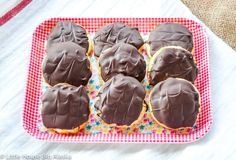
[46, 21, 92, 55]
[148, 46, 198, 85]
[42, 41, 92, 86]
[41, 84, 90, 134]
[93, 23, 144, 57]
[95, 74, 146, 127]
[147, 23, 193, 57]
[149, 78, 200, 129]
[99, 42, 146, 82]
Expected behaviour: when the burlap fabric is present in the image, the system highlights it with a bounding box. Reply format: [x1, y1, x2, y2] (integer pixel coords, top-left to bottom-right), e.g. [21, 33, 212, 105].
[182, 0, 236, 50]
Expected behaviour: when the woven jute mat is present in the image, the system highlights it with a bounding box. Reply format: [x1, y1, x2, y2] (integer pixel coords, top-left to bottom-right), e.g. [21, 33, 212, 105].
[182, 0, 236, 50]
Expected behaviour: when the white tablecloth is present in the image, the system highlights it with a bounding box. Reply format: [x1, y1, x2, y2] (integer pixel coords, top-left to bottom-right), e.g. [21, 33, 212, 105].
[0, 0, 236, 159]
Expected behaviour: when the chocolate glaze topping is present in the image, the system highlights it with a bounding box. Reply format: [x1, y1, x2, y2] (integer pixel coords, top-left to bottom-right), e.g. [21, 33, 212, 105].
[150, 78, 200, 129]
[41, 84, 90, 129]
[47, 21, 89, 52]
[93, 23, 144, 57]
[99, 43, 146, 82]
[95, 74, 146, 126]
[43, 41, 92, 86]
[148, 23, 193, 56]
[148, 47, 198, 85]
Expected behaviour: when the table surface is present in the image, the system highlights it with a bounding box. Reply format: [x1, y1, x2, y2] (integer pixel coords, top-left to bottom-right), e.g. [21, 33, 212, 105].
[0, 0, 236, 159]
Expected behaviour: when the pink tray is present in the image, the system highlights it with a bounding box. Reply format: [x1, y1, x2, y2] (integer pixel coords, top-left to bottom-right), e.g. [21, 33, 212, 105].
[22, 18, 212, 143]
